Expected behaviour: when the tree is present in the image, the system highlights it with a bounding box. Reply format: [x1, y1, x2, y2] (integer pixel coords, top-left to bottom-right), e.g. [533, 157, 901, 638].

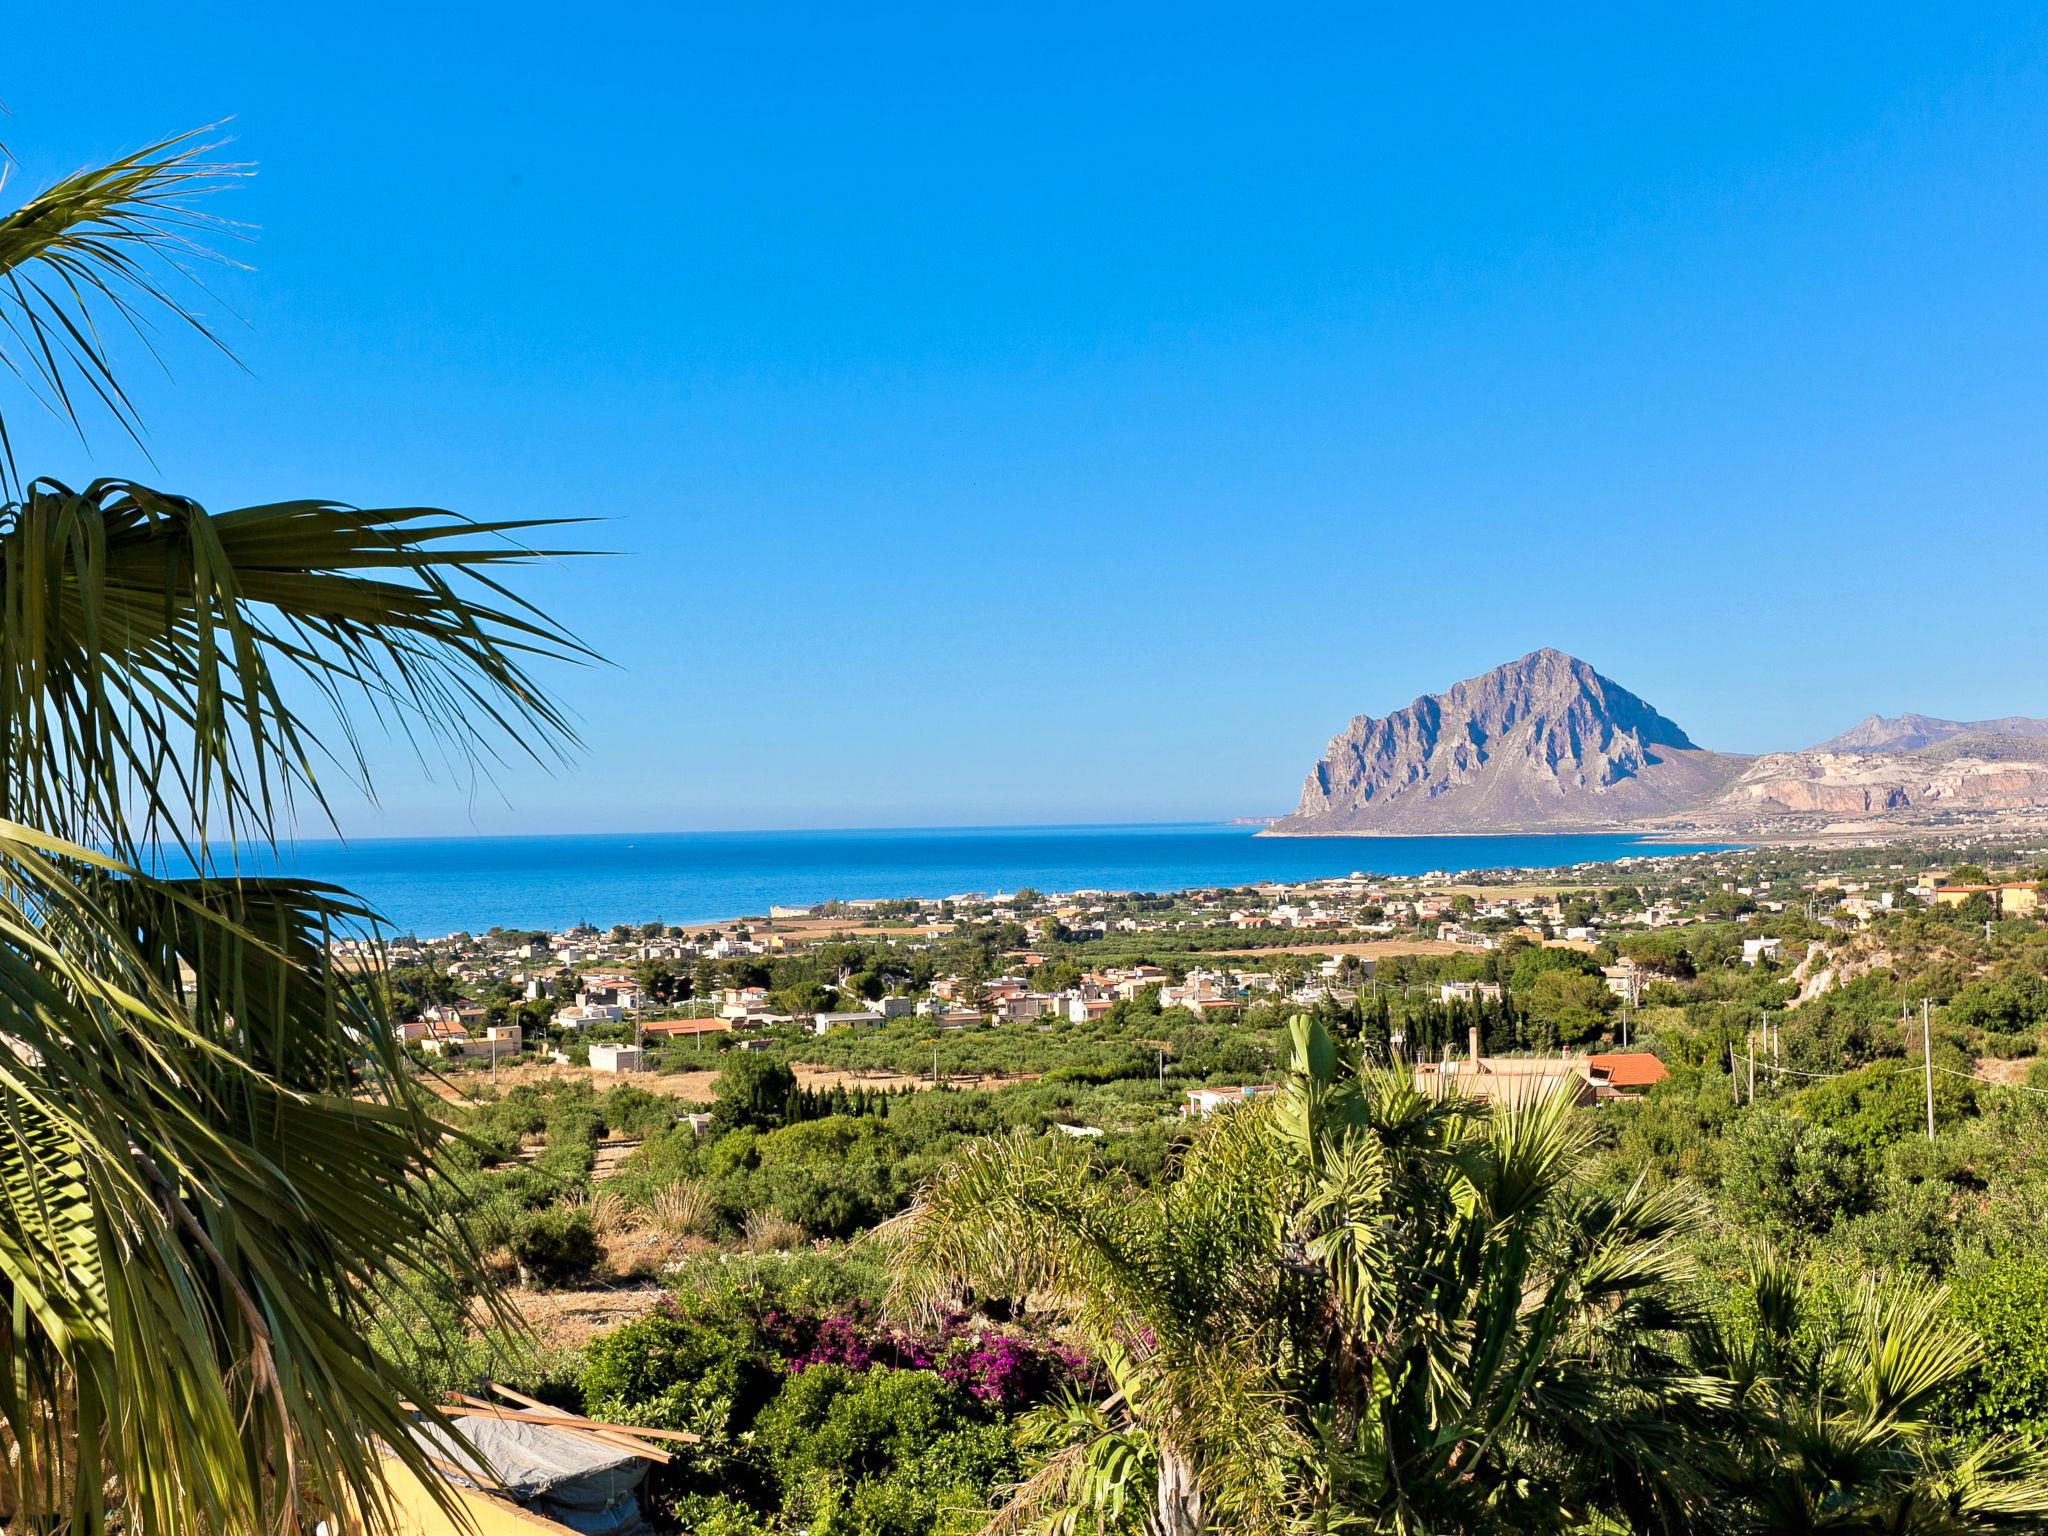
[1509, 942, 1603, 992]
[774, 978, 835, 1017]
[1719, 1111, 1869, 1236]
[889, 1102, 1299, 1535]
[712, 1054, 800, 1133]
[0, 131, 586, 1532]
[1520, 967, 1614, 1046]
[632, 958, 683, 1005]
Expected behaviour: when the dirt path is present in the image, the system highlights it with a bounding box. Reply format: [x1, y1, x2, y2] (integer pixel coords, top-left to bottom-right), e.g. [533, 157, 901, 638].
[495, 1280, 671, 1352]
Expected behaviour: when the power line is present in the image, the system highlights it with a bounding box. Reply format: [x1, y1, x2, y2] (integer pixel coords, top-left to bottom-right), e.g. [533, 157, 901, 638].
[1933, 1062, 2048, 1098]
[1747, 1053, 2048, 1098]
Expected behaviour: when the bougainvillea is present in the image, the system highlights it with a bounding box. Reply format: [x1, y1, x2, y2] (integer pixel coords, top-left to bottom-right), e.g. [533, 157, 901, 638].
[758, 1299, 1087, 1413]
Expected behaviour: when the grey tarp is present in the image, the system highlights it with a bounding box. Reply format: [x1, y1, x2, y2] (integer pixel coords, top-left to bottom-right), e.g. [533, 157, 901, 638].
[409, 1414, 651, 1535]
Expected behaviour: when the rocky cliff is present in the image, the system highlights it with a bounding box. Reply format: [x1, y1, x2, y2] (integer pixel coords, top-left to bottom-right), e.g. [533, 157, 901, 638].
[1701, 735, 2048, 822]
[1269, 649, 1749, 834]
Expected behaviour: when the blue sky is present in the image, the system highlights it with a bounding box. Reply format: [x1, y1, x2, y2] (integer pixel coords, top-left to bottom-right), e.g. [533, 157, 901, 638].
[7, 4, 2048, 834]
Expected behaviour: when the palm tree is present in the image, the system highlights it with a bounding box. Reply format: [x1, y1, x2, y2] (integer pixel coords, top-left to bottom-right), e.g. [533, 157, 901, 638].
[1278, 1020, 1729, 1535]
[1697, 1251, 2048, 1533]
[0, 131, 587, 1531]
[889, 1017, 1730, 1535]
[888, 1093, 1309, 1536]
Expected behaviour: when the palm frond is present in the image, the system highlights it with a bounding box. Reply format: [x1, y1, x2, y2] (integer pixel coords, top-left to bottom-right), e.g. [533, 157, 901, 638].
[0, 822, 503, 1533]
[1845, 1273, 1981, 1427]
[0, 121, 596, 1536]
[0, 479, 594, 863]
[0, 129, 244, 492]
[884, 1128, 1136, 1326]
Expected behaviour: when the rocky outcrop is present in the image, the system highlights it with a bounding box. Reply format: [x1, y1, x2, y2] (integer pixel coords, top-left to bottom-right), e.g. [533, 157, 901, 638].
[1269, 649, 1748, 834]
[1706, 739, 2048, 819]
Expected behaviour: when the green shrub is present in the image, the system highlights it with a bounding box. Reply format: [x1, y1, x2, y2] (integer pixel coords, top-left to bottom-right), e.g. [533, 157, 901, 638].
[611, 1124, 709, 1207]
[753, 1365, 1015, 1536]
[713, 1054, 799, 1133]
[1948, 973, 2048, 1035]
[579, 1294, 779, 1439]
[1795, 1058, 1974, 1161]
[1719, 1111, 1869, 1238]
[601, 1081, 681, 1137]
[666, 1492, 772, 1536]
[508, 1206, 599, 1287]
[1945, 1254, 2048, 1437]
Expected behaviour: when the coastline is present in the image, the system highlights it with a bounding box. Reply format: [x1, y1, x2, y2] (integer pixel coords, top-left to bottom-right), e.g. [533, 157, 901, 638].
[273, 825, 1747, 936]
[277, 812, 2048, 936]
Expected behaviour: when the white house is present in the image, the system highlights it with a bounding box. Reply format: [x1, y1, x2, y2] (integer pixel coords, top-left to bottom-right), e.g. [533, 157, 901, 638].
[589, 1043, 644, 1073]
[427, 1024, 522, 1063]
[811, 1010, 886, 1036]
[1184, 1084, 1279, 1117]
[1742, 938, 1783, 966]
[1601, 961, 1643, 1006]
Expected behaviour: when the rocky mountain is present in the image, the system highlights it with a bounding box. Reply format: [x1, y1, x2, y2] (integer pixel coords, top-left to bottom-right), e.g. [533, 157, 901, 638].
[1269, 649, 1749, 835]
[1270, 653, 2048, 836]
[1811, 712, 2048, 754]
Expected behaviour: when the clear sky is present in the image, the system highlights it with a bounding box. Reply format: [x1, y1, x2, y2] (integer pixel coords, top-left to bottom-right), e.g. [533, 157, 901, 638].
[7, 4, 2048, 834]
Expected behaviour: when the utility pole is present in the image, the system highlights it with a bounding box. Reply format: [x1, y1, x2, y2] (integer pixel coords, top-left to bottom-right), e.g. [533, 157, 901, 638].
[1746, 1031, 1755, 1105]
[1922, 998, 1935, 1144]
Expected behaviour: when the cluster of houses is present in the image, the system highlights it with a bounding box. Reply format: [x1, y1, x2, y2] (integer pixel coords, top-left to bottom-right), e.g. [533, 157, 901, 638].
[370, 849, 2042, 1072]
[786, 963, 1330, 1038]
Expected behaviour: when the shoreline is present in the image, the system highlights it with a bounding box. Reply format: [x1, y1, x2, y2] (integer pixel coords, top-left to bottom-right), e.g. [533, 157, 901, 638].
[326, 820, 2035, 936]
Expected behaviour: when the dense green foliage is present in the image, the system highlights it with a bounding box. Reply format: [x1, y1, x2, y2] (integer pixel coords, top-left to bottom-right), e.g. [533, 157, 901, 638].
[574, 1257, 1079, 1535]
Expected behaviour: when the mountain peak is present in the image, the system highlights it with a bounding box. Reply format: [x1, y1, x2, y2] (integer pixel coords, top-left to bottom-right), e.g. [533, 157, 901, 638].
[1273, 652, 1733, 834]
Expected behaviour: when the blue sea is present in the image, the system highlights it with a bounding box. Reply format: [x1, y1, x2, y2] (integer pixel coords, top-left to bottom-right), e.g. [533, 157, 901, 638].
[241, 824, 1738, 936]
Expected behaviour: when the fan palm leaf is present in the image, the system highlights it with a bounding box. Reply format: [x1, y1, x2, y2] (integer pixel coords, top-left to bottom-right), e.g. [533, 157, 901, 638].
[0, 128, 591, 1533]
[0, 129, 241, 491]
[1704, 1254, 2048, 1532]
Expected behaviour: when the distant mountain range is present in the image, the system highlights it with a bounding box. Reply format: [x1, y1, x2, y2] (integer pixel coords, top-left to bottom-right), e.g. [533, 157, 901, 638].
[1268, 651, 2048, 836]
[1812, 712, 2048, 754]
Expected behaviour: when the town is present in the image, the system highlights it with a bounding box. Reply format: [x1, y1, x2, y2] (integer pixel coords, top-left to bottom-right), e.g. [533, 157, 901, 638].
[381, 838, 2046, 1105]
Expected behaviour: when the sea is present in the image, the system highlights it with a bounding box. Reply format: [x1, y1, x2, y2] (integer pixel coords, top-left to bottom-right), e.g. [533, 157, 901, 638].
[238, 824, 1740, 937]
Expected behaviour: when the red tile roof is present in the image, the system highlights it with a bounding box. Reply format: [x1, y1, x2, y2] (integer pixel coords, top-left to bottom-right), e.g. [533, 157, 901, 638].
[1584, 1053, 1668, 1089]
